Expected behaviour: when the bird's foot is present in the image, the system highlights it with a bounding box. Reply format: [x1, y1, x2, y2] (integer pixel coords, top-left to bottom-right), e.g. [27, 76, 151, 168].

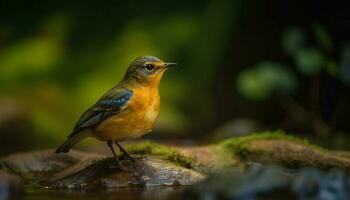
[107, 159, 134, 173]
[120, 153, 136, 163]
[133, 155, 147, 160]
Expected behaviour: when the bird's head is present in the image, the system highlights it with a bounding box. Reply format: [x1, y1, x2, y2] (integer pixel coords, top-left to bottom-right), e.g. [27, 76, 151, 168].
[123, 56, 176, 87]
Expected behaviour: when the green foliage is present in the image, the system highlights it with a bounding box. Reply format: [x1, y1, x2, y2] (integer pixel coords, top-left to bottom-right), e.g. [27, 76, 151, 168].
[0, 15, 67, 86]
[326, 59, 339, 76]
[295, 48, 324, 75]
[236, 62, 297, 100]
[126, 141, 193, 168]
[0, 36, 63, 85]
[282, 25, 334, 76]
[237, 24, 349, 101]
[313, 23, 333, 50]
[282, 26, 306, 56]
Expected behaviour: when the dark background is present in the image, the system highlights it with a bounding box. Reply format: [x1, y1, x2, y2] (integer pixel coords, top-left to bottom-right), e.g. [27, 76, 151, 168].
[1, 0, 350, 155]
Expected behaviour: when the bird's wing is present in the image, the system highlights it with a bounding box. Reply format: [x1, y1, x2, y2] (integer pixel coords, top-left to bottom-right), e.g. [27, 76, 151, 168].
[69, 87, 133, 136]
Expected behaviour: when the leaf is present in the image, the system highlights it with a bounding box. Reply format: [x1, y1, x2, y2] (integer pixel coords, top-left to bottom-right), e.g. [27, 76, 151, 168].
[295, 48, 324, 75]
[282, 26, 306, 56]
[326, 60, 339, 77]
[258, 62, 297, 93]
[313, 23, 333, 50]
[236, 69, 270, 101]
[236, 62, 297, 101]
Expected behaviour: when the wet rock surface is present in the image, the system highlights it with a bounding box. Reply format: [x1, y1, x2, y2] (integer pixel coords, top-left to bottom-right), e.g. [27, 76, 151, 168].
[181, 163, 350, 200]
[0, 150, 204, 189]
[1, 133, 350, 192]
[244, 140, 350, 170]
[49, 156, 204, 188]
[0, 150, 103, 173]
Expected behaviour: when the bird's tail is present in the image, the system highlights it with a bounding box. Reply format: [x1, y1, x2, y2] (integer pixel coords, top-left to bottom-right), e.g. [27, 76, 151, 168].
[55, 131, 87, 153]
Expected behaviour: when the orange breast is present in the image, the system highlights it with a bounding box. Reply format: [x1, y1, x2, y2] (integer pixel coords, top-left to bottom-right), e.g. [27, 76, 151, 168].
[93, 86, 160, 141]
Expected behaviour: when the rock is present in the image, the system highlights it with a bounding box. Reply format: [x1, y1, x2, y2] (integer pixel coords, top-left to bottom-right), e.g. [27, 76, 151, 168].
[48, 156, 204, 189]
[0, 149, 103, 172]
[1, 131, 350, 190]
[0, 150, 204, 189]
[242, 139, 350, 169]
[0, 171, 23, 200]
[178, 146, 238, 174]
[0, 149, 104, 185]
[180, 163, 350, 200]
[220, 131, 350, 170]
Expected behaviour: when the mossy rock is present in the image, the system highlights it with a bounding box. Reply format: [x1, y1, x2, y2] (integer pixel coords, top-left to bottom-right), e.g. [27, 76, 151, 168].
[1, 131, 350, 189]
[220, 131, 350, 170]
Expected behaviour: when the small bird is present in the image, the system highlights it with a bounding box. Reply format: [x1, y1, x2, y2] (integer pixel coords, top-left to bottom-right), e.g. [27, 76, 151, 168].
[55, 56, 176, 161]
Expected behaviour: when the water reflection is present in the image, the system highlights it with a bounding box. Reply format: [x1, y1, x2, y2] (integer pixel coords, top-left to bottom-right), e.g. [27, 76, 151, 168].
[26, 186, 187, 200]
[181, 163, 350, 200]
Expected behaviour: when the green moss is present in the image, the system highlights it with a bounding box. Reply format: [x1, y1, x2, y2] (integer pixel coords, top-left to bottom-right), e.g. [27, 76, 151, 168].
[125, 141, 193, 168]
[219, 130, 323, 157]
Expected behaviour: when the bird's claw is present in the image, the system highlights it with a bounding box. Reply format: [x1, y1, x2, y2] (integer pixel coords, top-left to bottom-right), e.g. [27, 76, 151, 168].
[107, 160, 133, 172]
[119, 154, 136, 162]
[134, 155, 147, 160]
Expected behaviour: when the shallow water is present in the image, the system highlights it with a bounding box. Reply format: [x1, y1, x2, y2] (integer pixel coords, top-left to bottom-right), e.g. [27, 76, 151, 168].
[25, 186, 186, 200]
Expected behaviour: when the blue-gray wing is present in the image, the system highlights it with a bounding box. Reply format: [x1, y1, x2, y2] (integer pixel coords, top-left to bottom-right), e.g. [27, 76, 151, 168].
[70, 88, 133, 136]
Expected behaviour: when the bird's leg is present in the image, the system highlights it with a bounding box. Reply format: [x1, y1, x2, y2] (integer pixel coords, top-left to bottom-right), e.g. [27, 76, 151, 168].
[107, 140, 118, 162]
[115, 141, 135, 162]
[107, 140, 133, 172]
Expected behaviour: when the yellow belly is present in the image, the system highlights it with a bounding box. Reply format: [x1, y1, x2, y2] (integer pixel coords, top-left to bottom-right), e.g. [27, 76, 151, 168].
[93, 109, 158, 141]
[93, 86, 160, 141]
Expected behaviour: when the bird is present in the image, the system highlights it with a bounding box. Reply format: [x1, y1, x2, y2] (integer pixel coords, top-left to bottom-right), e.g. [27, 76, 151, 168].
[55, 56, 176, 162]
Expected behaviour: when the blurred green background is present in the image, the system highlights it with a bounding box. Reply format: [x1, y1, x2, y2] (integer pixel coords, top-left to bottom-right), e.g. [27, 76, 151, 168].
[1, 0, 350, 155]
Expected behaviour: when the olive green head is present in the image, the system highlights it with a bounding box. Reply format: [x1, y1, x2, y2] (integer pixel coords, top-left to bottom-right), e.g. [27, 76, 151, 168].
[123, 56, 176, 86]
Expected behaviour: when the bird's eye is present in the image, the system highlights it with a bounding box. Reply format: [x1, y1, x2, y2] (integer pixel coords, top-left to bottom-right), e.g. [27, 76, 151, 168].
[145, 64, 155, 71]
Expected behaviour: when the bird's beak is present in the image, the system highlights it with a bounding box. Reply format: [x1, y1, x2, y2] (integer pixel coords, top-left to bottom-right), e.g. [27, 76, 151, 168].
[162, 63, 177, 69]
